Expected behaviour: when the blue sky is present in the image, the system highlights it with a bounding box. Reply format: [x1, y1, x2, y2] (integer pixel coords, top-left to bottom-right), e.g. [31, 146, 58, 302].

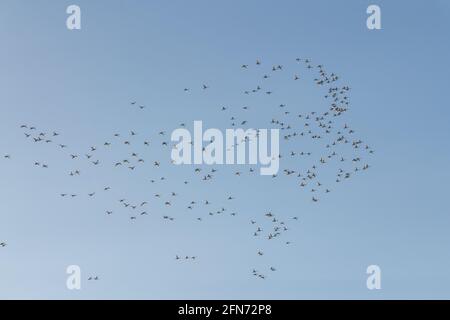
[0, 0, 450, 299]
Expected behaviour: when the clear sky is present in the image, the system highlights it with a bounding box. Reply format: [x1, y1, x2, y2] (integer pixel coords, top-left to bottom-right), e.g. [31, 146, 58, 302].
[0, 0, 450, 299]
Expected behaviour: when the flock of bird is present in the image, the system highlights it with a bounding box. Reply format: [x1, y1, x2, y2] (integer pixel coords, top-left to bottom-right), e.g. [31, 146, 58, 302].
[1, 57, 373, 283]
